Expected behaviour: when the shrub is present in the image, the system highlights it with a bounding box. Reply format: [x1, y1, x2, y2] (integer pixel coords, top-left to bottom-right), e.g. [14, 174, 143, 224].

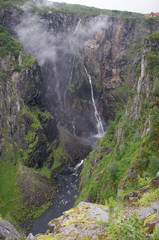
[14, 65, 21, 72]
[108, 162, 118, 180]
[107, 212, 145, 240]
[153, 78, 159, 96]
[137, 175, 151, 187]
[105, 197, 118, 217]
[150, 155, 159, 175]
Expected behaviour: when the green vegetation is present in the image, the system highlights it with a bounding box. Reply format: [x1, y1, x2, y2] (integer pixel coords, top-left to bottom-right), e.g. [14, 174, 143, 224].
[76, 109, 145, 204]
[153, 78, 159, 96]
[0, 157, 21, 222]
[150, 155, 159, 175]
[107, 212, 145, 240]
[0, 24, 36, 73]
[0, 25, 21, 58]
[77, 32, 159, 207]
[22, 53, 36, 70]
[0, 0, 143, 18]
[52, 146, 65, 169]
[127, 39, 142, 57]
[138, 188, 159, 207]
[148, 31, 159, 40]
[27, 201, 51, 219]
[145, 18, 159, 32]
[152, 226, 159, 240]
[0, 0, 26, 9]
[27, 0, 143, 18]
[145, 33, 159, 81]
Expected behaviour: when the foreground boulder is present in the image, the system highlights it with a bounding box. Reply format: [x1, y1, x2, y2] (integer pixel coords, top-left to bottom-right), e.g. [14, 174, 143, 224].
[0, 220, 21, 240]
[36, 202, 109, 240]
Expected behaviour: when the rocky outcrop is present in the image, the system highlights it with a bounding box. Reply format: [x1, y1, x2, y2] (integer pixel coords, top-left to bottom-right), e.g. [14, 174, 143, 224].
[37, 201, 109, 240]
[0, 219, 21, 240]
[58, 126, 92, 161]
[51, 127, 92, 177]
[0, 51, 57, 168]
[18, 165, 57, 208]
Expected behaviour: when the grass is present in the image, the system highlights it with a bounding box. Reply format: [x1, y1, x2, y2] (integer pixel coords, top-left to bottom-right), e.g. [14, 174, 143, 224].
[0, 0, 26, 9]
[0, 24, 36, 73]
[0, 157, 20, 218]
[0, 25, 21, 58]
[138, 188, 159, 207]
[27, 201, 51, 219]
[18, 0, 143, 18]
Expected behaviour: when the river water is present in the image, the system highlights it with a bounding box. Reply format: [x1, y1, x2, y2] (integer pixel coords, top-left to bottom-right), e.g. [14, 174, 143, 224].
[20, 160, 83, 236]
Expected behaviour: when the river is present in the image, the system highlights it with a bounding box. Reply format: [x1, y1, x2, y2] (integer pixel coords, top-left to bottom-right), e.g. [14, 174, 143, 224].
[20, 160, 83, 236]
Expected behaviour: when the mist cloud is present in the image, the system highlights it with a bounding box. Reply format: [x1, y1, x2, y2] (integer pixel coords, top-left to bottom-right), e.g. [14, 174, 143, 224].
[16, 0, 110, 65]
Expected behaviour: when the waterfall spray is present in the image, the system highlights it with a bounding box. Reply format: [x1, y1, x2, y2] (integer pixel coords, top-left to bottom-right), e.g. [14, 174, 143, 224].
[84, 67, 104, 136]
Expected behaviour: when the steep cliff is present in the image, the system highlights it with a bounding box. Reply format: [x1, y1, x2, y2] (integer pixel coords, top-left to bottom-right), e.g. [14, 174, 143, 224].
[0, 23, 60, 223]
[0, 1, 150, 138]
[77, 31, 159, 207]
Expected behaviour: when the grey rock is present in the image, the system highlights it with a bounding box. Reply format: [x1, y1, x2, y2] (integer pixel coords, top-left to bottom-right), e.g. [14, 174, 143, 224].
[137, 201, 159, 219]
[48, 222, 56, 231]
[151, 172, 159, 187]
[26, 233, 37, 240]
[0, 220, 21, 240]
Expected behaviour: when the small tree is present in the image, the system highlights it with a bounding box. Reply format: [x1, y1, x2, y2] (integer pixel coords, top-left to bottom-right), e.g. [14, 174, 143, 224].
[105, 197, 118, 218]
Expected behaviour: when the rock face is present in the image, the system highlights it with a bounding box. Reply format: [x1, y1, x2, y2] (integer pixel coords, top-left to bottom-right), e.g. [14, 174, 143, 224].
[76, 28, 159, 206]
[0, 220, 21, 240]
[0, 4, 152, 138]
[38, 15, 149, 137]
[37, 201, 109, 240]
[0, 52, 57, 168]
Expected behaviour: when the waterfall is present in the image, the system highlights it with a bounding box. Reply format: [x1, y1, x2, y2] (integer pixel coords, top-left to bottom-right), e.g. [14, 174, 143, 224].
[72, 119, 76, 136]
[73, 19, 81, 35]
[84, 67, 104, 136]
[137, 56, 145, 94]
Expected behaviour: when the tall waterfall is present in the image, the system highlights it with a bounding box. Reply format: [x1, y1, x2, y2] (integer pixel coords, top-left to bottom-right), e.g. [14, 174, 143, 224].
[73, 19, 81, 35]
[84, 67, 104, 136]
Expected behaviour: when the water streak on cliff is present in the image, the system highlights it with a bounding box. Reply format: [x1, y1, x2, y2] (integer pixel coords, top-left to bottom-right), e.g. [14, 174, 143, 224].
[73, 19, 81, 35]
[84, 67, 104, 136]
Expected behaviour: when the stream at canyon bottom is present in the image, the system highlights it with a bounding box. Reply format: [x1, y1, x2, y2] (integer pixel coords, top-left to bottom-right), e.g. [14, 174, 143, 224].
[20, 160, 83, 236]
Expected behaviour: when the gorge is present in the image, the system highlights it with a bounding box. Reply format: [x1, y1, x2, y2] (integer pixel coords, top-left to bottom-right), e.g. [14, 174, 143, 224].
[0, 0, 159, 239]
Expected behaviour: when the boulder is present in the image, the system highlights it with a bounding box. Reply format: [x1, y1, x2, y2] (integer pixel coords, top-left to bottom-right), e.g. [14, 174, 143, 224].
[0, 220, 21, 240]
[26, 233, 37, 240]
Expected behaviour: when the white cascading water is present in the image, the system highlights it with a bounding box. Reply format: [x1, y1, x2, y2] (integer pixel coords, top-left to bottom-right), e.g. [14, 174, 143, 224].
[84, 67, 104, 136]
[137, 56, 145, 94]
[73, 19, 81, 35]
